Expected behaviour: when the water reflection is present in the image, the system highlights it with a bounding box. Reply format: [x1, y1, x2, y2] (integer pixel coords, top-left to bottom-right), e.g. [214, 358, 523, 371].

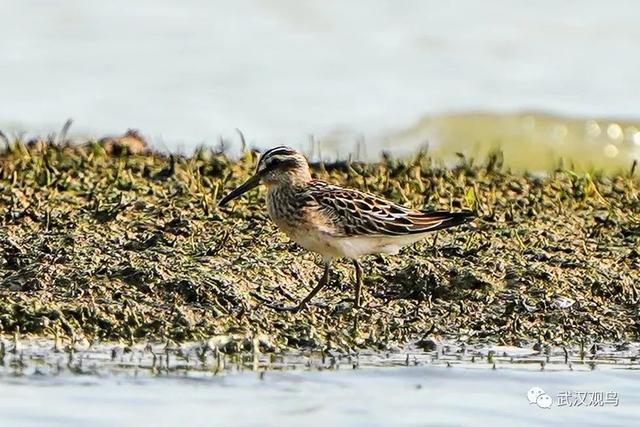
[377, 112, 640, 172]
[607, 123, 623, 141]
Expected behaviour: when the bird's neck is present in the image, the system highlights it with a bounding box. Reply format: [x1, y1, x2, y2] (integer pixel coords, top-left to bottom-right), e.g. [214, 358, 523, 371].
[266, 179, 305, 196]
[265, 168, 312, 188]
[266, 179, 307, 229]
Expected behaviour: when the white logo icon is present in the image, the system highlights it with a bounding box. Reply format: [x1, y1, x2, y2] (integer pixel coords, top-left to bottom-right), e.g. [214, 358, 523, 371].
[528, 387, 552, 409]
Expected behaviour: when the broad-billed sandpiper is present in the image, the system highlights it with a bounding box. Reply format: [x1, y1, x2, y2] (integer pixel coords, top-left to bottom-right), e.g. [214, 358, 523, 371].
[219, 146, 474, 310]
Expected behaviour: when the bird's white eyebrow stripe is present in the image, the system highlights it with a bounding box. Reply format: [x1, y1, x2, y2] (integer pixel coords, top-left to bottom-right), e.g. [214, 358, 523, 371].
[258, 147, 298, 170]
[261, 146, 296, 159]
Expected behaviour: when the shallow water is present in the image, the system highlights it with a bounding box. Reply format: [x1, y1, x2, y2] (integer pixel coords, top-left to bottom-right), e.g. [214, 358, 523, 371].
[1, 0, 640, 153]
[1, 339, 639, 426]
[1, 367, 639, 427]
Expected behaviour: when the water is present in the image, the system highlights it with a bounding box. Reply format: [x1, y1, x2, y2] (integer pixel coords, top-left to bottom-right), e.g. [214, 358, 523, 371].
[1, 368, 639, 426]
[0, 340, 639, 426]
[1, 0, 640, 152]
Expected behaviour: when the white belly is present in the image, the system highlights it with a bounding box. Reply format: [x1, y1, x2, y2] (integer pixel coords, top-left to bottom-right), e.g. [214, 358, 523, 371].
[288, 229, 430, 260]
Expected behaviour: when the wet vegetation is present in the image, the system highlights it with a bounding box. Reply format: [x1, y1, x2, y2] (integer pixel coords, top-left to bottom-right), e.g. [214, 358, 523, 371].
[0, 130, 638, 355]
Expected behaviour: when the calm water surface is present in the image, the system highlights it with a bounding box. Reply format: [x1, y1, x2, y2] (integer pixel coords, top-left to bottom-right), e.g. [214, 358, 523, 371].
[1, 0, 640, 151]
[1, 367, 639, 427]
[0, 340, 639, 426]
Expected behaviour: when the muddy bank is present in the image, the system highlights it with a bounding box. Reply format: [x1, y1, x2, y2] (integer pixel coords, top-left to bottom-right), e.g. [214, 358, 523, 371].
[0, 133, 639, 353]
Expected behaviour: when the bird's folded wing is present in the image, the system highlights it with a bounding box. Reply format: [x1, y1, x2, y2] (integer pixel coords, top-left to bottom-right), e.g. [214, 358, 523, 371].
[306, 182, 473, 237]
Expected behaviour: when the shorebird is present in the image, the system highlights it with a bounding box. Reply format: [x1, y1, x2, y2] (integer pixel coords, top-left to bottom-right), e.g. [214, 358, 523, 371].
[219, 146, 474, 311]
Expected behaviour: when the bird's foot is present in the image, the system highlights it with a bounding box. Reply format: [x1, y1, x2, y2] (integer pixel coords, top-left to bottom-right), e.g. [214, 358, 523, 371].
[264, 301, 305, 313]
[251, 291, 303, 312]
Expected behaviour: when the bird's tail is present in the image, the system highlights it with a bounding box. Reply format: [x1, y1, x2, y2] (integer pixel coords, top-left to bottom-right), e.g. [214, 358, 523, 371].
[405, 210, 475, 234]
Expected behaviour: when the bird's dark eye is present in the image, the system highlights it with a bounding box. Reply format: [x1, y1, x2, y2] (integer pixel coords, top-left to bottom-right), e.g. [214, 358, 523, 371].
[264, 158, 282, 170]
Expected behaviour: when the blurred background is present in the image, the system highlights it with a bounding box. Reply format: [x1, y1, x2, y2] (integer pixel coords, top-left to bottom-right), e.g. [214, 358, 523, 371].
[1, 0, 639, 169]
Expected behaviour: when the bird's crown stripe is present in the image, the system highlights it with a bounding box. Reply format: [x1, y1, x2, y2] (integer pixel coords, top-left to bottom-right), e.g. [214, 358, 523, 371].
[261, 146, 296, 160]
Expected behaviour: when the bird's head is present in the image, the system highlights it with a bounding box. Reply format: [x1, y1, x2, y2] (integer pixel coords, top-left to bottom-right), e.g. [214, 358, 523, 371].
[218, 146, 311, 206]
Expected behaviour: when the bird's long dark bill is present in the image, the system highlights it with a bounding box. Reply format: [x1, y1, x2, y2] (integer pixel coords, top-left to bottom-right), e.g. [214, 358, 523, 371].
[218, 174, 261, 206]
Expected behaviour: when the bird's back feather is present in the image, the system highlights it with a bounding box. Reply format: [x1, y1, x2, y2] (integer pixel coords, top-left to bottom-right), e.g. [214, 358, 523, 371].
[305, 180, 474, 237]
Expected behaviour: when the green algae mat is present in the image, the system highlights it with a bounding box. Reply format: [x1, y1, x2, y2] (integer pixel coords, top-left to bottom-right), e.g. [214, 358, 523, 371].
[0, 136, 638, 353]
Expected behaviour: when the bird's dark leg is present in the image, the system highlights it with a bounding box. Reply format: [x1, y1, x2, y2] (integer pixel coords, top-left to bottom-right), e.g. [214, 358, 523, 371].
[353, 260, 363, 308]
[265, 261, 331, 312]
[296, 261, 331, 310]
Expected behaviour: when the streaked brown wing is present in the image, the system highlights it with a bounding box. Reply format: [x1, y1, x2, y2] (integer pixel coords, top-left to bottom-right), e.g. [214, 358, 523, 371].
[306, 181, 473, 237]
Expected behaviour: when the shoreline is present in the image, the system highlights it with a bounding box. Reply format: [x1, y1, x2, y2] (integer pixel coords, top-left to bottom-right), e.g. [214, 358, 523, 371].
[2, 337, 639, 378]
